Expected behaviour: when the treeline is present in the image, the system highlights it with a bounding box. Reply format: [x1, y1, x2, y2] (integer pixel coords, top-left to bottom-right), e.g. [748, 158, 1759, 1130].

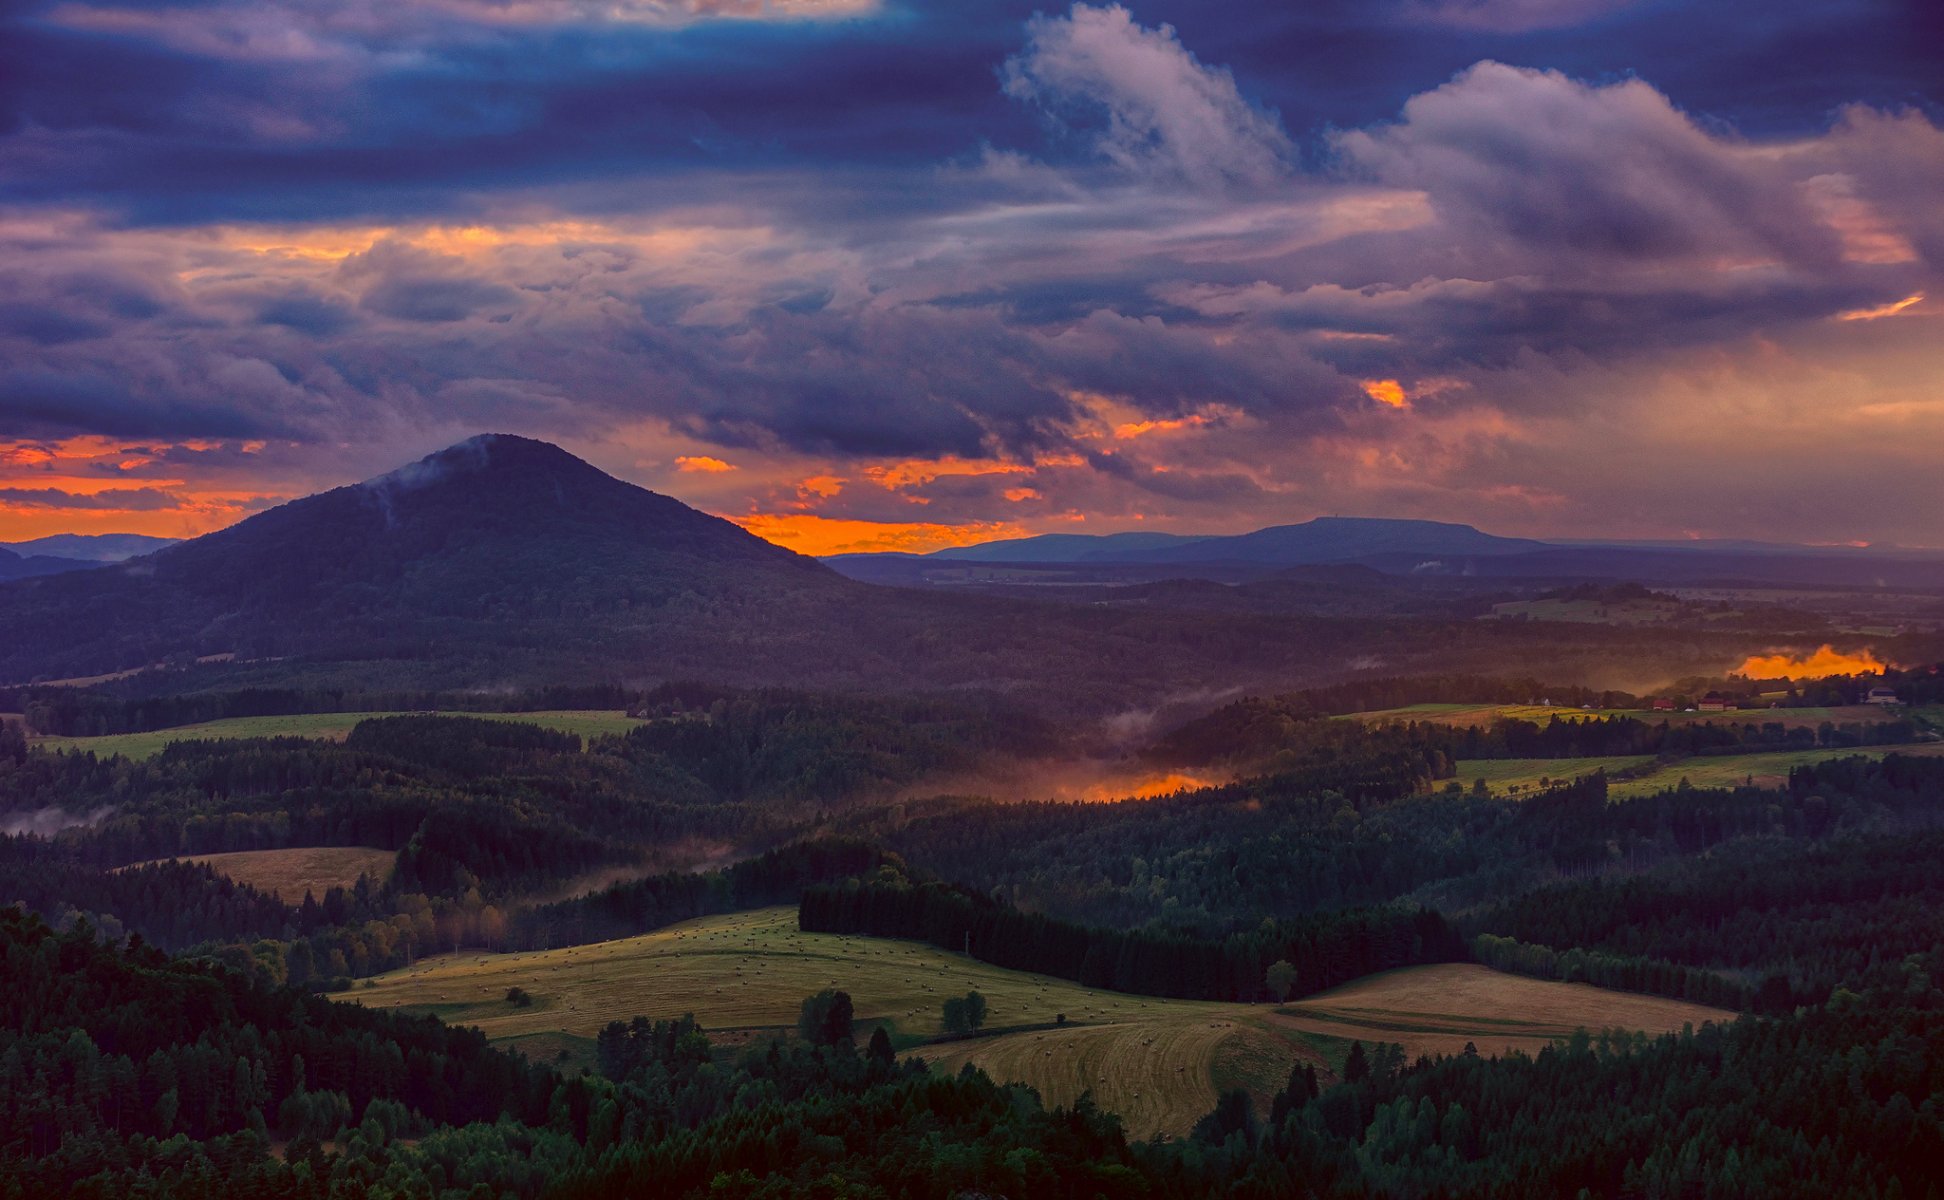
[1223, 975, 1944, 1199]
[800, 877, 1463, 1002]
[0, 835, 332, 952]
[1418, 711, 1916, 760]
[1470, 828, 1944, 1008]
[1149, 674, 1642, 762]
[1470, 933, 1753, 1011]
[513, 838, 896, 949]
[615, 683, 1060, 807]
[865, 765, 1850, 935]
[5, 683, 641, 737]
[1151, 698, 1921, 772]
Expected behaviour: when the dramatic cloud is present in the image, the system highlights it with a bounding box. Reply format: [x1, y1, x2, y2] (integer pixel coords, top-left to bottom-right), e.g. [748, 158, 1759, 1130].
[1002, 3, 1292, 187]
[1, 1, 1941, 548]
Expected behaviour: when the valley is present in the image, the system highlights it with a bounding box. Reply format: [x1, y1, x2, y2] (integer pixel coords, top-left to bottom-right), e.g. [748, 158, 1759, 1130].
[357, 907, 1731, 1137]
[5, 438, 1944, 1198]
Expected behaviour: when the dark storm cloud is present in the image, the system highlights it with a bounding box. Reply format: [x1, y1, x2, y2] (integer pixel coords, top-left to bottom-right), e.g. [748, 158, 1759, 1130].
[4, 0, 1944, 545]
[1, 0, 1933, 224]
[0, 368, 282, 439]
[0, 486, 186, 510]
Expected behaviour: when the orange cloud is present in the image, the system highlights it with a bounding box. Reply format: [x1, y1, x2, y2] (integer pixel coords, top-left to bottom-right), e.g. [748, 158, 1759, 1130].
[1361, 378, 1410, 408]
[0, 436, 285, 541]
[861, 457, 1031, 490]
[1838, 293, 1925, 321]
[674, 455, 737, 473]
[1736, 644, 1889, 679]
[732, 513, 1030, 556]
[794, 474, 846, 500]
[1003, 487, 1041, 502]
[1114, 414, 1214, 439]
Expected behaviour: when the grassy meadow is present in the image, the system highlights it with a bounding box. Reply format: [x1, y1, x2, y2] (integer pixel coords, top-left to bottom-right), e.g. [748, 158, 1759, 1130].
[33, 709, 645, 759]
[1454, 739, 1944, 798]
[122, 846, 396, 900]
[354, 907, 1734, 1137]
[1347, 702, 1937, 730]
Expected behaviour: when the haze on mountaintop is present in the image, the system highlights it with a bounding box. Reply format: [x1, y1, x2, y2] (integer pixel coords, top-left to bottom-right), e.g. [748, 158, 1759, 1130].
[1, 0, 1941, 551]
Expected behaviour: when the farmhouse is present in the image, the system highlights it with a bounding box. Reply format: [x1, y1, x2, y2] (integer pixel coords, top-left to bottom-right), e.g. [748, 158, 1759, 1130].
[1864, 686, 1901, 706]
[1650, 698, 1676, 712]
[1698, 692, 1737, 712]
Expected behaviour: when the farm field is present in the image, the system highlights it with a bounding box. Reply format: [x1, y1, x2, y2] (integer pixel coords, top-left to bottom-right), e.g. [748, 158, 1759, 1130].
[1455, 740, 1944, 798]
[1348, 702, 1938, 729]
[354, 907, 1735, 1137]
[33, 709, 645, 758]
[125, 846, 396, 899]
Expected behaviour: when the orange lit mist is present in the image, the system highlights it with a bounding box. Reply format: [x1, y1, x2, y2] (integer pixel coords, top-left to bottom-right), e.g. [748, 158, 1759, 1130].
[1072, 771, 1215, 802]
[732, 512, 1030, 555]
[1737, 644, 1890, 679]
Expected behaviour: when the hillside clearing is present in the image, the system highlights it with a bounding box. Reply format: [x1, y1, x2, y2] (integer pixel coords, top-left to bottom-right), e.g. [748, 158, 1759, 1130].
[354, 907, 1734, 1137]
[124, 846, 396, 899]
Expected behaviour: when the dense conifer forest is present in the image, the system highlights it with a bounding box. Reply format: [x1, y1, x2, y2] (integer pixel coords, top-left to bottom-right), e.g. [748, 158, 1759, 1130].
[6, 677, 1944, 1196]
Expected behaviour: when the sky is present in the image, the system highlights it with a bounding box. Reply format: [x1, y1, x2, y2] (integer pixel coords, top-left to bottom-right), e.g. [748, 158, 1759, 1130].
[2, 0, 1942, 554]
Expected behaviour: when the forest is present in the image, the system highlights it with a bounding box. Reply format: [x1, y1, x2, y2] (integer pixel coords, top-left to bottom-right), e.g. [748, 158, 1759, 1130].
[5, 675, 1944, 1196]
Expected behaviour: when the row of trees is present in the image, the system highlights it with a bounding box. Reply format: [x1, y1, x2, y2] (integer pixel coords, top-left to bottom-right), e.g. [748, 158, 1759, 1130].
[800, 876, 1463, 1003]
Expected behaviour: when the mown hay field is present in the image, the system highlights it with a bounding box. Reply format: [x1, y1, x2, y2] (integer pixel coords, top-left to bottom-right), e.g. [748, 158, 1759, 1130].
[124, 846, 397, 899]
[354, 908, 1734, 1137]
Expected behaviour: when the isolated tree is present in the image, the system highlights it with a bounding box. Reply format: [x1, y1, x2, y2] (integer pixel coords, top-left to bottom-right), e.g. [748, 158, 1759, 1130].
[943, 991, 987, 1033]
[798, 989, 854, 1047]
[1265, 959, 1298, 1002]
[867, 1025, 895, 1067]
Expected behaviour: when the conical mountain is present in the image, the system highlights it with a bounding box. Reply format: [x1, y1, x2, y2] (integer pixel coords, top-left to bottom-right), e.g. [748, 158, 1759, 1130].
[0, 435, 845, 685]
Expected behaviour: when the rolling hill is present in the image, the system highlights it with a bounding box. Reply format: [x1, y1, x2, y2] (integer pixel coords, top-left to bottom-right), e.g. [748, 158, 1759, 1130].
[0, 533, 180, 562]
[0, 545, 96, 582]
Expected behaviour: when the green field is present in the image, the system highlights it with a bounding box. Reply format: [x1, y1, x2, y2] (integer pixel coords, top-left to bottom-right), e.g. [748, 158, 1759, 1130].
[1455, 739, 1944, 798]
[1348, 702, 1937, 730]
[34, 710, 645, 759]
[354, 908, 1732, 1137]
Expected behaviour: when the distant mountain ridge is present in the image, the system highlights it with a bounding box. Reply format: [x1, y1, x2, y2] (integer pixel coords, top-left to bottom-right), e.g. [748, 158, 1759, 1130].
[0, 436, 1400, 701]
[923, 516, 1547, 567]
[0, 547, 92, 583]
[0, 533, 179, 562]
[827, 516, 1944, 590]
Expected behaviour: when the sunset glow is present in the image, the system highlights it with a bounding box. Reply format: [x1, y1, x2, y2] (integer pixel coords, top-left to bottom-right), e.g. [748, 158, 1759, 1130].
[1361, 380, 1410, 409]
[1736, 645, 1890, 680]
[729, 513, 1031, 556]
